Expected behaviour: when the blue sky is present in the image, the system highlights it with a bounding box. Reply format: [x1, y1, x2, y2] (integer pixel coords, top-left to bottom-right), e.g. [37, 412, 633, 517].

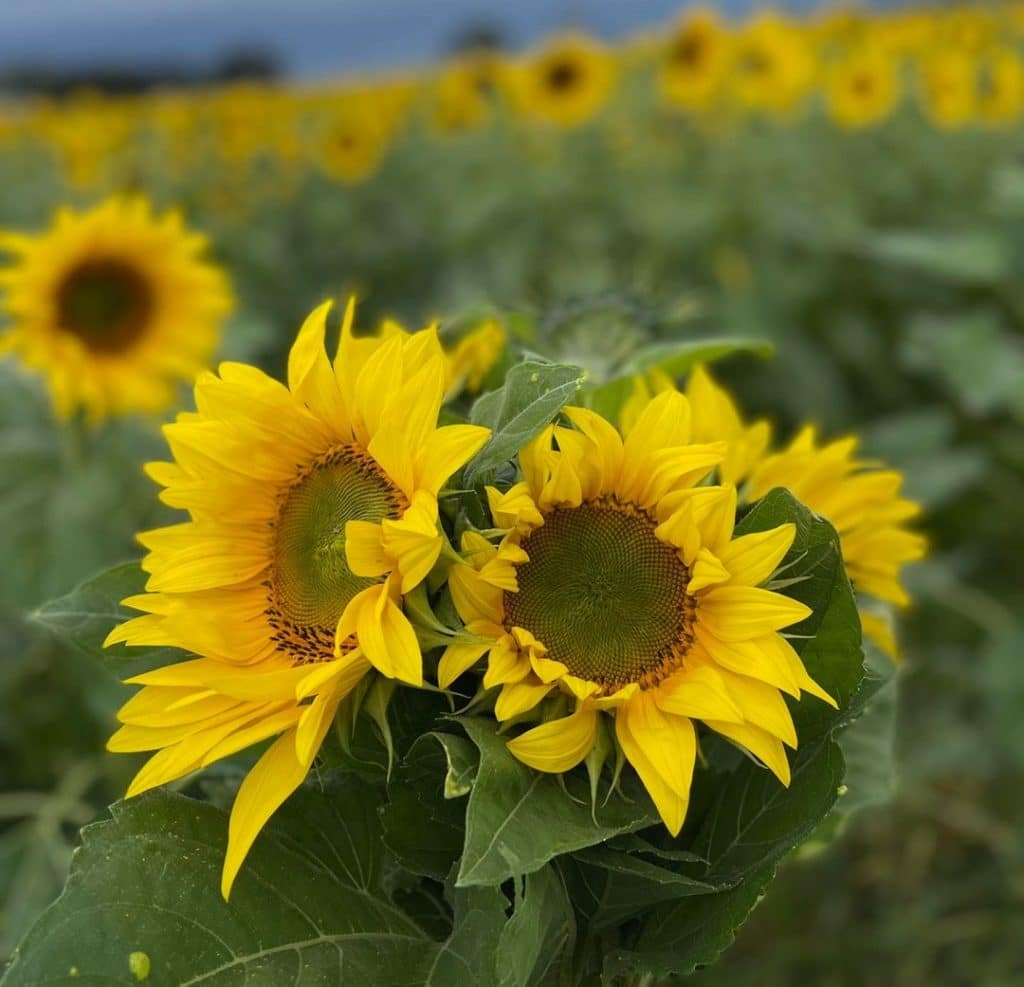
[0, 0, 830, 78]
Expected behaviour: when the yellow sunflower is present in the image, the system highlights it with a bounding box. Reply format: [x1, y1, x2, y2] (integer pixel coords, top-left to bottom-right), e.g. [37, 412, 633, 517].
[314, 95, 394, 184]
[825, 48, 902, 129]
[659, 9, 731, 113]
[729, 14, 817, 117]
[0, 198, 231, 422]
[105, 298, 489, 897]
[509, 33, 616, 128]
[685, 365, 926, 659]
[918, 49, 976, 129]
[440, 393, 832, 834]
[976, 47, 1024, 126]
[430, 53, 504, 134]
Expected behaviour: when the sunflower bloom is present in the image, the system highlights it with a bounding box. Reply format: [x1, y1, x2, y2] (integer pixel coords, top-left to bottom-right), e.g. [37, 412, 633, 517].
[686, 365, 927, 657]
[0, 197, 231, 421]
[105, 298, 489, 897]
[509, 34, 616, 128]
[440, 393, 832, 834]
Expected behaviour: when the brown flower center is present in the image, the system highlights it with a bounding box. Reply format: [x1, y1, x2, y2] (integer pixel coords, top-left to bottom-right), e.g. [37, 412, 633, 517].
[57, 259, 154, 353]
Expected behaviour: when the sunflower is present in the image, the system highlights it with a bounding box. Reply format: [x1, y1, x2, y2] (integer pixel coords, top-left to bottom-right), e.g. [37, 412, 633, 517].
[976, 47, 1024, 126]
[685, 365, 926, 658]
[314, 94, 395, 183]
[729, 14, 817, 117]
[430, 53, 504, 134]
[0, 198, 231, 422]
[825, 49, 901, 129]
[105, 298, 489, 897]
[440, 393, 832, 834]
[659, 9, 731, 113]
[510, 34, 616, 128]
[918, 49, 975, 128]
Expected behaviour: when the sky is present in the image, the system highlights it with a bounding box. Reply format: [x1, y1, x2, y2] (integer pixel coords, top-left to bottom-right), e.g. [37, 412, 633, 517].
[0, 0, 830, 79]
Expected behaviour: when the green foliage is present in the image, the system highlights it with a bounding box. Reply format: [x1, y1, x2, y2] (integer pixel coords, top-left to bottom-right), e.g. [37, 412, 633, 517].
[466, 361, 585, 486]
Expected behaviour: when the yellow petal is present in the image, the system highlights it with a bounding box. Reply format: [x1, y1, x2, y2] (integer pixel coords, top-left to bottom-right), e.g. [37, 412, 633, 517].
[354, 582, 423, 686]
[688, 547, 732, 593]
[416, 424, 491, 495]
[698, 586, 811, 641]
[506, 707, 598, 773]
[438, 640, 491, 689]
[222, 728, 309, 900]
[345, 520, 391, 578]
[287, 300, 348, 426]
[718, 524, 796, 587]
[705, 719, 791, 786]
[654, 664, 743, 722]
[615, 692, 696, 836]
[495, 679, 553, 720]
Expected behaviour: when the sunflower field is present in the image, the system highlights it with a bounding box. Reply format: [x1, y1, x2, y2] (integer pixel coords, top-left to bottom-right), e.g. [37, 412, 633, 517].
[0, 3, 1022, 985]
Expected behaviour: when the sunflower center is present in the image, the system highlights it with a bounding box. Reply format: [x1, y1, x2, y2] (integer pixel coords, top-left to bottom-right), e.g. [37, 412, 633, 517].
[268, 445, 405, 662]
[57, 259, 153, 353]
[504, 501, 694, 690]
[546, 59, 582, 93]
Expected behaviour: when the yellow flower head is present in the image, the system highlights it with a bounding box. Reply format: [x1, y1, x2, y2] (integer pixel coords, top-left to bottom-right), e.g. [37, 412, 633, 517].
[105, 298, 489, 898]
[0, 197, 232, 422]
[976, 47, 1024, 126]
[918, 49, 976, 129]
[684, 365, 926, 657]
[730, 14, 817, 117]
[510, 33, 616, 128]
[826, 48, 902, 129]
[659, 9, 731, 112]
[430, 53, 504, 133]
[315, 94, 394, 183]
[441, 393, 832, 835]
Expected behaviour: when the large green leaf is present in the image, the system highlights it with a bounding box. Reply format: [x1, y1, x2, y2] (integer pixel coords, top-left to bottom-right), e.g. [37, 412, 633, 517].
[465, 361, 584, 486]
[31, 562, 188, 677]
[496, 867, 575, 987]
[601, 863, 775, 983]
[455, 718, 659, 887]
[3, 777, 510, 986]
[381, 732, 479, 881]
[561, 844, 718, 934]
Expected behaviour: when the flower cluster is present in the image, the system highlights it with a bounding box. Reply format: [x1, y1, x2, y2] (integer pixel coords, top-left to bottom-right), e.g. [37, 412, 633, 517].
[1, 4, 1019, 193]
[97, 301, 923, 897]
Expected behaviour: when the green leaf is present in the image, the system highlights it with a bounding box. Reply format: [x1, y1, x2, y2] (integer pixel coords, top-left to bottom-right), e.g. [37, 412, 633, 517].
[864, 230, 1010, 283]
[835, 672, 898, 818]
[586, 338, 772, 422]
[465, 361, 584, 486]
[690, 736, 846, 887]
[425, 878, 509, 987]
[561, 844, 718, 933]
[736, 487, 865, 729]
[496, 867, 575, 987]
[381, 732, 479, 881]
[455, 718, 659, 887]
[3, 777, 507, 986]
[602, 863, 775, 983]
[619, 337, 773, 377]
[30, 562, 189, 677]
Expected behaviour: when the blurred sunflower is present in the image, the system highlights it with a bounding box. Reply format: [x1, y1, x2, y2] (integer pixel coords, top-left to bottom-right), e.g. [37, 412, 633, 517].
[825, 49, 901, 129]
[442, 395, 832, 834]
[659, 10, 731, 112]
[976, 47, 1024, 125]
[730, 14, 817, 117]
[0, 197, 231, 422]
[686, 366, 926, 659]
[430, 53, 504, 133]
[918, 49, 975, 128]
[510, 34, 615, 128]
[315, 95, 395, 183]
[105, 298, 489, 897]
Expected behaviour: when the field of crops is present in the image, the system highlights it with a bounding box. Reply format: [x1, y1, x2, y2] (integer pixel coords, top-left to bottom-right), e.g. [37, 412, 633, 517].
[1, 5, 1022, 985]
